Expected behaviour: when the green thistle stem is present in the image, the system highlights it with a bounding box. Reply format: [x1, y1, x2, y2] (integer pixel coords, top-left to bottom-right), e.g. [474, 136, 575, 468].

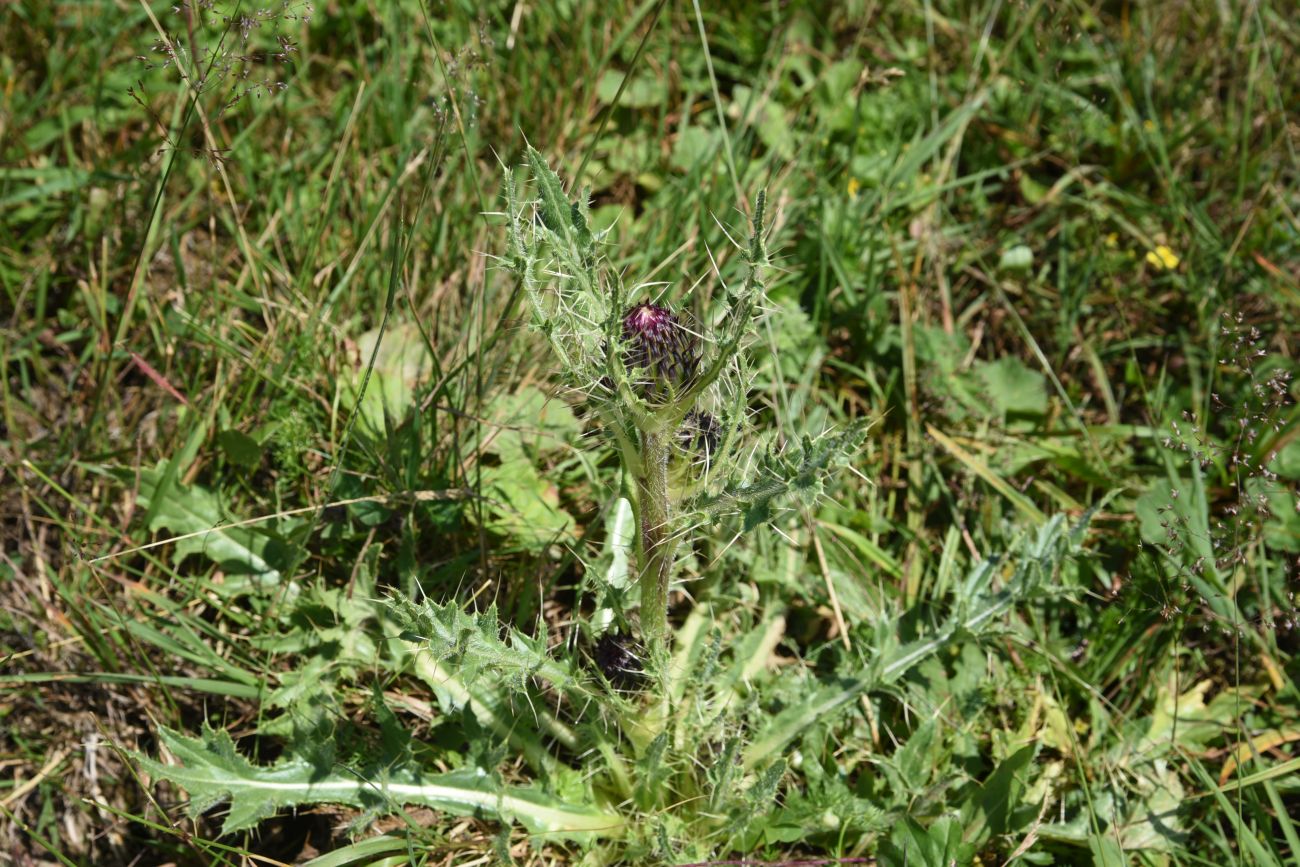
[635, 429, 676, 644]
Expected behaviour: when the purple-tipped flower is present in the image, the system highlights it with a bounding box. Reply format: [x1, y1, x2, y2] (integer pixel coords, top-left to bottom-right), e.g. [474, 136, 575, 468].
[621, 301, 699, 399]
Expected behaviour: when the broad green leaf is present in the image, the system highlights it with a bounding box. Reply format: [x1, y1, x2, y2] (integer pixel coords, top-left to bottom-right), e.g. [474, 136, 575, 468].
[880, 815, 976, 867]
[816, 59, 867, 132]
[1139, 678, 1257, 756]
[476, 387, 578, 549]
[1089, 835, 1127, 867]
[1274, 436, 1300, 480]
[964, 745, 1038, 843]
[671, 125, 719, 171]
[481, 456, 575, 549]
[595, 69, 665, 108]
[1252, 474, 1300, 552]
[1115, 762, 1186, 851]
[979, 356, 1048, 418]
[216, 429, 263, 467]
[133, 464, 285, 590]
[730, 85, 795, 159]
[133, 725, 621, 839]
[483, 386, 580, 461]
[893, 717, 938, 790]
[343, 321, 432, 433]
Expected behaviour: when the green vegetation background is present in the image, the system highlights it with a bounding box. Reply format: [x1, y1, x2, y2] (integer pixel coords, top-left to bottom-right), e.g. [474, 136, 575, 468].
[2, 0, 1298, 864]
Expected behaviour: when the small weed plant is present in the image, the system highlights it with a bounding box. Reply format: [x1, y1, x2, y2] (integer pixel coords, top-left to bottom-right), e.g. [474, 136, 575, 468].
[502, 148, 867, 649]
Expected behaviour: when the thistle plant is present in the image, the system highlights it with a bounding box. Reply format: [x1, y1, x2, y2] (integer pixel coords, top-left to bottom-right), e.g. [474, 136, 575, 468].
[503, 148, 866, 647]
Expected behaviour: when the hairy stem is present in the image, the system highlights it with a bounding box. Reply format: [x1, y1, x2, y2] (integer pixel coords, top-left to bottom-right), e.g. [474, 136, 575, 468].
[636, 429, 676, 644]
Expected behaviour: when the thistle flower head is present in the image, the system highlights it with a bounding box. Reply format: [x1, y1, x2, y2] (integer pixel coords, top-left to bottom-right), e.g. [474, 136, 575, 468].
[621, 301, 698, 400]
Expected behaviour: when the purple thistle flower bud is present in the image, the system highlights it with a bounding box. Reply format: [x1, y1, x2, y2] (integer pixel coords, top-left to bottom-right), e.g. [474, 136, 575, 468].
[593, 631, 646, 689]
[621, 301, 699, 399]
[676, 410, 720, 465]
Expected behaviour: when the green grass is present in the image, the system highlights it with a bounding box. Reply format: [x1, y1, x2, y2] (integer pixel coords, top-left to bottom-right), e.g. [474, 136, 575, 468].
[2, 0, 1298, 864]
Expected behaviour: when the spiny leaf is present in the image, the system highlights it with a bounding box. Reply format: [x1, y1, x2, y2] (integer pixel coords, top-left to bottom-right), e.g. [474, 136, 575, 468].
[744, 515, 1082, 770]
[749, 188, 767, 265]
[697, 419, 871, 527]
[133, 725, 621, 839]
[388, 594, 576, 692]
[742, 676, 873, 771]
[389, 593, 585, 778]
[525, 146, 592, 258]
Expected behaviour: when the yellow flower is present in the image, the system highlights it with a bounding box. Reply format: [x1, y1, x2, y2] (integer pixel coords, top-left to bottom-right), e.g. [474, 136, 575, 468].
[1143, 118, 1156, 132]
[1104, 232, 1119, 248]
[1145, 245, 1180, 270]
[847, 177, 860, 199]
